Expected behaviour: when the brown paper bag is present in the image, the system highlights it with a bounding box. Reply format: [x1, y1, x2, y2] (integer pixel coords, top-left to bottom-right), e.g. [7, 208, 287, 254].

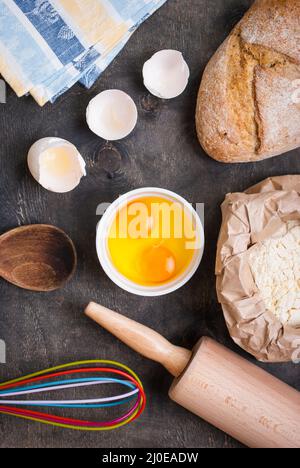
[216, 176, 300, 362]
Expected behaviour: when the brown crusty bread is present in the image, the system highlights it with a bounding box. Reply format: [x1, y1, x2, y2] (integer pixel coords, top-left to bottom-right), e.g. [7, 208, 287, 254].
[196, 0, 300, 163]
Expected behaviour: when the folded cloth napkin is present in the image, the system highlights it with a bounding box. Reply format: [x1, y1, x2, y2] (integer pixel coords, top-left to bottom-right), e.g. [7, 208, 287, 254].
[0, 0, 167, 105]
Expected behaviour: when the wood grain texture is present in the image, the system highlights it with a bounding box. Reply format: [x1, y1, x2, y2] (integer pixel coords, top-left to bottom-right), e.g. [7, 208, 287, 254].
[0, 225, 76, 291]
[86, 303, 300, 448]
[0, 0, 299, 448]
[169, 338, 300, 448]
[85, 302, 192, 378]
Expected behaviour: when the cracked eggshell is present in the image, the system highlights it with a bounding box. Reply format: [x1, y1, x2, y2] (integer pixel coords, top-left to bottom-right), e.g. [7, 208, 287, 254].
[143, 50, 190, 99]
[86, 90, 138, 141]
[27, 137, 86, 193]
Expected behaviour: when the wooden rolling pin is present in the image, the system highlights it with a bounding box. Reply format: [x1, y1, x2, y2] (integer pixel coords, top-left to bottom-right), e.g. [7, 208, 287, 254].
[85, 302, 300, 448]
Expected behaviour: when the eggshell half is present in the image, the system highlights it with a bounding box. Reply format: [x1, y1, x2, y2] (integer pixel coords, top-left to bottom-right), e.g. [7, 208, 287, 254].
[86, 90, 138, 141]
[143, 50, 190, 99]
[27, 137, 86, 193]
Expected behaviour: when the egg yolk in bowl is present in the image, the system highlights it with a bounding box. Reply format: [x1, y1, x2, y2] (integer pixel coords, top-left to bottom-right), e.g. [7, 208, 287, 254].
[107, 196, 198, 286]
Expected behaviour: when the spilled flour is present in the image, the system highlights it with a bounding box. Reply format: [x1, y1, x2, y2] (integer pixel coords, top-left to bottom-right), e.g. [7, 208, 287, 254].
[249, 221, 300, 327]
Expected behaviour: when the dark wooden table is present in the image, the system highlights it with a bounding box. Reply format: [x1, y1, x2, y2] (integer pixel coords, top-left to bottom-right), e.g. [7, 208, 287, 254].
[0, 0, 299, 449]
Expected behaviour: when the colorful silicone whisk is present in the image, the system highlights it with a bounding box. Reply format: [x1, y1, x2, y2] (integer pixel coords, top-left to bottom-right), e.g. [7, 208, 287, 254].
[0, 360, 146, 431]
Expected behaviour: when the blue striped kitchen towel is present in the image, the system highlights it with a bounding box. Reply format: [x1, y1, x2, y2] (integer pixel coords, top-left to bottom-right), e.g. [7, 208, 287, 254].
[0, 0, 168, 105]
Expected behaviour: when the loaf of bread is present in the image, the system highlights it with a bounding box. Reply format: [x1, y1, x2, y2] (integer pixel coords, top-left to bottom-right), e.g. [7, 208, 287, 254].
[196, 0, 300, 163]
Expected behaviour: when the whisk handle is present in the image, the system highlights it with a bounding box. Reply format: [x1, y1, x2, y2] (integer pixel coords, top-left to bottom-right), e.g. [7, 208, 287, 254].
[85, 302, 192, 377]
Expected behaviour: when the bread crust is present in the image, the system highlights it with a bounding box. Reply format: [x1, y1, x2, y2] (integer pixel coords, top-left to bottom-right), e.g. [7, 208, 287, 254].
[196, 0, 300, 163]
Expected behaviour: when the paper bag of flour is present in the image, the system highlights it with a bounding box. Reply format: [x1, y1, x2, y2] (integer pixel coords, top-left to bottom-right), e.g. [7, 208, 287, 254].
[216, 176, 300, 362]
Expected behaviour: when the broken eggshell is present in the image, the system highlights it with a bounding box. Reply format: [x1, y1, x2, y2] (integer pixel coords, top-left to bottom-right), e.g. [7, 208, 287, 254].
[86, 90, 138, 141]
[143, 50, 190, 99]
[27, 137, 86, 193]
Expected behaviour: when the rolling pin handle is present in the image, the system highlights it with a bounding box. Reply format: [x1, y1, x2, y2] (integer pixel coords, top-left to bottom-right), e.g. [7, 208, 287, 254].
[85, 302, 192, 377]
[85, 302, 300, 448]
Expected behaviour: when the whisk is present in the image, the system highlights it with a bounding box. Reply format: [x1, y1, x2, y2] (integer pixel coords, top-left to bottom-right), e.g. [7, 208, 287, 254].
[0, 360, 146, 431]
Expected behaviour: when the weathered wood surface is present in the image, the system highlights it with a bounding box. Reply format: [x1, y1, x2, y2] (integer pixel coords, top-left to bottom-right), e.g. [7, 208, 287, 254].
[0, 0, 299, 448]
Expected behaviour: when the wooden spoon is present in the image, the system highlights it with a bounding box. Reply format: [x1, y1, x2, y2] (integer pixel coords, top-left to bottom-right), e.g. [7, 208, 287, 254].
[0, 225, 77, 292]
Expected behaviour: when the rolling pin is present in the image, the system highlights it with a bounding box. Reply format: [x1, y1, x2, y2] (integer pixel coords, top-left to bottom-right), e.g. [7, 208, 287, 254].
[85, 302, 300, 448]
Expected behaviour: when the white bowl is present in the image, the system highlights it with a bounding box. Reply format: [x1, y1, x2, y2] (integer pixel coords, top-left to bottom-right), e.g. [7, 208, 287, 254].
[96, 188, 204, 296]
